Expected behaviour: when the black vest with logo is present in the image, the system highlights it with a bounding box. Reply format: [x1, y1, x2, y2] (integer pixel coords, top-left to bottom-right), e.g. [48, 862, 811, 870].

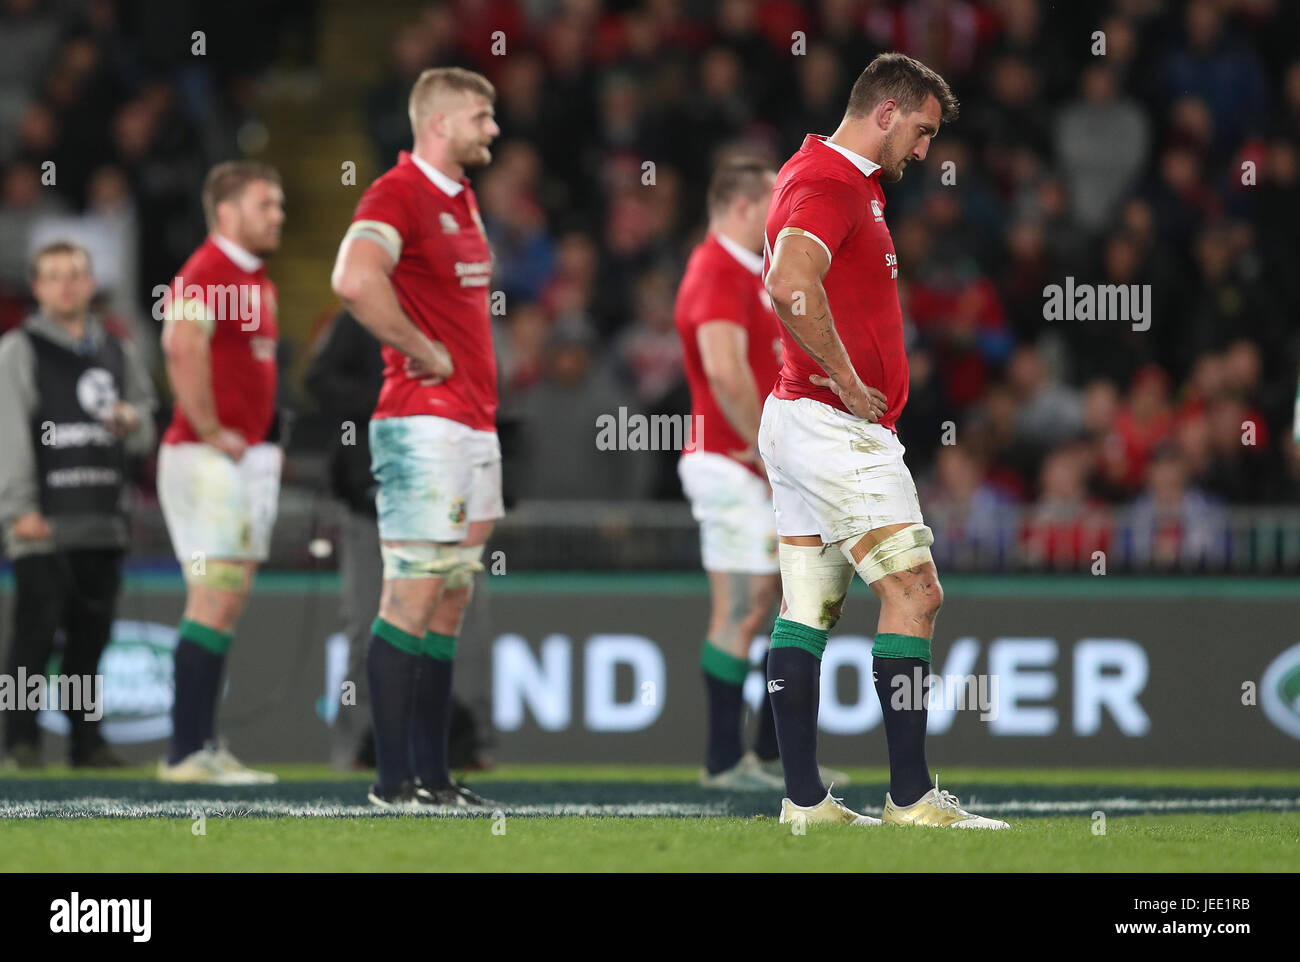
[26, 328, 127, 517]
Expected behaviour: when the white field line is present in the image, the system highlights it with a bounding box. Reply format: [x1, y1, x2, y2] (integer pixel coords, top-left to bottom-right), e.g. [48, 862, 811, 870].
[0, 798, 731, 819]
[0, 795, 1296, 819]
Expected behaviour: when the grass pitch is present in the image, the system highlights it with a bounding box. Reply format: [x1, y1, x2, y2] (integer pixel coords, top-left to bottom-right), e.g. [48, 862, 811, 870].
[2, 764, 1298, 872]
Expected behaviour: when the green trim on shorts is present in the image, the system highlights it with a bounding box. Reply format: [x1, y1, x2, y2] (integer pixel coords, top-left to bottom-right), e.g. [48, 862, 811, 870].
[871, 632, 932, 663]
[371, 618, 422, 655]
[423, 631, 457, 661]
[769, 617, 830, 659]
[700, 640, 750, 686]
[178, 618, 232, 656]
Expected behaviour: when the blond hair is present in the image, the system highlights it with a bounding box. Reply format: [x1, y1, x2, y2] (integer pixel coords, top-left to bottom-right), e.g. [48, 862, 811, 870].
[408, 67, 496, 139]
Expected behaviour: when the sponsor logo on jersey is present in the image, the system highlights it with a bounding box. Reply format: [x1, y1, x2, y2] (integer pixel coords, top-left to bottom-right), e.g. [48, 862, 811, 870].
[454, 260, 493, 288]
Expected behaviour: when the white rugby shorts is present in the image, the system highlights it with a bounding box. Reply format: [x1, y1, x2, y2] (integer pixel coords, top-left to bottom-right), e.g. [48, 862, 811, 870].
[758, 395, 923, 544]
[370, 415, 503, 544]
[678, 451, 779, 574]
[157, 441, 283, 563]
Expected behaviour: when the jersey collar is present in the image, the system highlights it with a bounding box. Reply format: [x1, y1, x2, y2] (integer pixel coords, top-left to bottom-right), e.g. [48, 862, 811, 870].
[713, 231, 763, 275]
[409, 152, 466, 197]
[211, 233, 263, 273]
[809, 134, 881, 180]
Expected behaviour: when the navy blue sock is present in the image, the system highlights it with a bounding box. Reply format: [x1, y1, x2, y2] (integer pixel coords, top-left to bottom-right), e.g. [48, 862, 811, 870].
[411, 632, 456, 789]
[702, 673, 744, 774]
[872, 638, 933, 806]
[700, 641, 748, 775]
[752, 650, 780, 761]
[367, 620, 422, 796]
[767, 619, 828, 807]
[168, 620, 230, 764]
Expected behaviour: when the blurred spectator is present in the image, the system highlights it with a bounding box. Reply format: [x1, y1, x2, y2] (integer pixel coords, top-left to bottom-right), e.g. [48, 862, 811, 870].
[922, 444, 1014, 568]
[1021, 444, 1113, 570]
[1106, 364, 1175, 495]
[517, 324, 650, 500]
[1055, 62, 1149, 233]
[478, 141, 555, 303]
[1160, 0, 1267, 154]
[615, 268, 682, 407]
[1123, 444, 1229, 570]
[1006, 343, 1083, 448]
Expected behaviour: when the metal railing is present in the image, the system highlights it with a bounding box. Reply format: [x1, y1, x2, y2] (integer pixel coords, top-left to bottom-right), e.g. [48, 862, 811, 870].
[111, 489, 1300, 575]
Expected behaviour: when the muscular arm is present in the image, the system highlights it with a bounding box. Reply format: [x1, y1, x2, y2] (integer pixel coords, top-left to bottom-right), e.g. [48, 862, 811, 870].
[697, 321, 761, 448]
[330, 233, 450, 379]
[764, 232, 886, 421]
[162, 317, 219, 438]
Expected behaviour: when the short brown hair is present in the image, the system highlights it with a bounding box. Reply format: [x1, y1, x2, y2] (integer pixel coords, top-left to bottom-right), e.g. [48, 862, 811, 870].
[408, 67, 496, 137]
[30, 240, 92, 278]
[202, 161, 281, 230]
[707, 156, 774, 217]
[846, 52, 959, 124]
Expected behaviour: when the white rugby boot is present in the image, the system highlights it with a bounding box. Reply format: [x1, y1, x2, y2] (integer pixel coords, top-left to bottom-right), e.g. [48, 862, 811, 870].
[209, 740, 278, 784]
[881, 777, 1009, 830]
[159, 746, 262, 785]
[701, 752, 786, 790]
[778, 787, 883, 826]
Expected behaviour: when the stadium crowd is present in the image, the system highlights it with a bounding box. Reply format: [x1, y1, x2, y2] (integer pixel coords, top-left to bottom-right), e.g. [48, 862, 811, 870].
[364, 1, 1300, 518]
[2, 0, 1299, 572]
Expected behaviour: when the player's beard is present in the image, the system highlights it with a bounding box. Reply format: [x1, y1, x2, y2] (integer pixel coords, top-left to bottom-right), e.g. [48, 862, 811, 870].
[454, 136, 493, 169]
[245, 231, 281, 257]
[879, 130, 909, 182]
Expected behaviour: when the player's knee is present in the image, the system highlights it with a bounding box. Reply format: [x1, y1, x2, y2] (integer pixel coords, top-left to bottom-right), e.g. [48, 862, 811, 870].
[917, 574, 944, 623]
[841, 523, 935, 586]
[431, 582, 473, 634]
[378, 579, 439, 635]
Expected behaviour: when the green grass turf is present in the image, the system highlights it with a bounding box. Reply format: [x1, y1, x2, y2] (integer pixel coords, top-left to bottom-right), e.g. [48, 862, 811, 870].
[2, 812, 1297, 873]
[2, 765, 1298, 872]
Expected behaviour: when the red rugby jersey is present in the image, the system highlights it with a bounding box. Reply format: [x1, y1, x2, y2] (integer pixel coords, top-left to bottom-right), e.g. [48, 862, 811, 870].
[675, 232, 782, 474]
[764, 134, 908, 432]
[350, 151, 496, 431]
[161, 236, 279, 445]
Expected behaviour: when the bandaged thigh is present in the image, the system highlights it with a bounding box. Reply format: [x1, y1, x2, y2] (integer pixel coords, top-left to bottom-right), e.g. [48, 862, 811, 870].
[777, 542, 856, 631]
[185, 559, 253, 593]
[840, 523, 934, 585]
[381, 542, 487, 583]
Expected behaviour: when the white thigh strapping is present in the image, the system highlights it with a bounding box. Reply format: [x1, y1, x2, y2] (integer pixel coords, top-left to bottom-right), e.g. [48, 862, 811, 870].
[777, 541, 855, 631]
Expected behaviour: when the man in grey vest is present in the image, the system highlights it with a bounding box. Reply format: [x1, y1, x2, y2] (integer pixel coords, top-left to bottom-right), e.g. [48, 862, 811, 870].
[0, 241, 157, 768]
